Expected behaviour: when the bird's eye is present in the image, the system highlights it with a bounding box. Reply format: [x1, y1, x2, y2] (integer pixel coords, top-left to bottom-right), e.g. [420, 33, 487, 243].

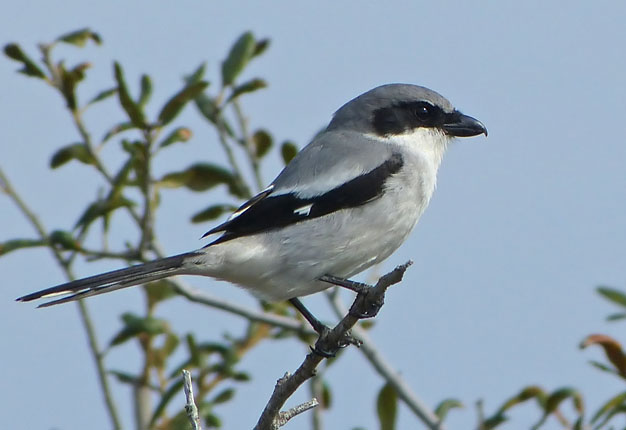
[414, 103, 432, 119]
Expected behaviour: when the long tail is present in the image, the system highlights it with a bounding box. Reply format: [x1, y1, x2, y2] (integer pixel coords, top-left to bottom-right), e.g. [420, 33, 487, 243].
[16, 252, 199, 308]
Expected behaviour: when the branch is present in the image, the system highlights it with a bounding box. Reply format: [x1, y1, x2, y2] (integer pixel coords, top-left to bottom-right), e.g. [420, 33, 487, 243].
[214, 115, 252, 199]
[0, 167, 122, 430]
[326, 290, 444, 430]
[172, 280, 315, 336]
[254, 262, 412, 430]
[276, 392, 319, 428]
[232, 99, 264, 191]
[183, 370, 202, 430]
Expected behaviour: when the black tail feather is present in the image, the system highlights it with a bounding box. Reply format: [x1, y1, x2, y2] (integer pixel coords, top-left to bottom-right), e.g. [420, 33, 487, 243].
[17, 253, 194, 306]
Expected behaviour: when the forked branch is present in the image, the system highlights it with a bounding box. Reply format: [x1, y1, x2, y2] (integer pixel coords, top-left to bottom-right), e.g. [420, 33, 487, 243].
[254, 261, 412, 430]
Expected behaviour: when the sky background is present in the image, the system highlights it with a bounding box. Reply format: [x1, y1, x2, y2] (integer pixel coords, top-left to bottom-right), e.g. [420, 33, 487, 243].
[2, 2, 626, 429]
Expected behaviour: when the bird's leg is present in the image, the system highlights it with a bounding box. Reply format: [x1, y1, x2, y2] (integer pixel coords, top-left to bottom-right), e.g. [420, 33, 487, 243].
[319, 274, 383, 319]
[289, 298, 354, 358]
[289, 297, 328, 334]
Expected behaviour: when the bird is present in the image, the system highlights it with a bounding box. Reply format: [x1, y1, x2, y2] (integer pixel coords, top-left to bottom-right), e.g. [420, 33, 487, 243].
[17, 83, 486, 329]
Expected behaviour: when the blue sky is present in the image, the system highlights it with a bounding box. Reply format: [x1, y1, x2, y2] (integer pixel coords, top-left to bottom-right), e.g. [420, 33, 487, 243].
[2, 2, 626, 429]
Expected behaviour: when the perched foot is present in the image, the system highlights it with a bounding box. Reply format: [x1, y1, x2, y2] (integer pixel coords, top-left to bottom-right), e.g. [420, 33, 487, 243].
[312, 328, 360, 358]
[349, 289, 384, 318]
[289, 297, 360, 357]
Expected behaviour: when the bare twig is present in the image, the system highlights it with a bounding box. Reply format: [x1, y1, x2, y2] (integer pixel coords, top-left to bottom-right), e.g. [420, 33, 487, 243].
[277, 396, 319, 428]
[138, 129, 158, 254]
[0, 167, 122, 430]
[79, 248, 140, 262]
[254, 262, 412, 430]
[172, 281, 315, 336]
[326, 289, 444, 430]
[183, 370, 202, 430]
[214, 116, 252, 199]
[232, 99, 264, 191]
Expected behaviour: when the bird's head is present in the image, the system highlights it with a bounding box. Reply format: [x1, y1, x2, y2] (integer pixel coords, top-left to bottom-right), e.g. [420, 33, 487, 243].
[328, 83, 487, 145]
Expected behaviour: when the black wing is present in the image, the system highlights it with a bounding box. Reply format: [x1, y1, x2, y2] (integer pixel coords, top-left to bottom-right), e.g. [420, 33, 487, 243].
[204, 153, 403, 245]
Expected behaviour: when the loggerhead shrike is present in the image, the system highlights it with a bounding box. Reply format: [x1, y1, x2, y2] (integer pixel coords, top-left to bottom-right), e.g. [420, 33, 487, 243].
[17, 84, 486, 322]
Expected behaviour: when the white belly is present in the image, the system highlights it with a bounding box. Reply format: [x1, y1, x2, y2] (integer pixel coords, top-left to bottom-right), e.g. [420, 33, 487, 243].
[186, 152, 438, 302]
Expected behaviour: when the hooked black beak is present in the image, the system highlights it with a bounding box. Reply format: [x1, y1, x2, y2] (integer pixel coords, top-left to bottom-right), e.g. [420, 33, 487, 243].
[443, 110, 487, 137]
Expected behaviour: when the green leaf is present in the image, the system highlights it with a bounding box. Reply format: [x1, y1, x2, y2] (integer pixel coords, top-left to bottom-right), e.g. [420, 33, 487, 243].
[321, 380, 332, 408]
[252, 129, 273, 158]
[221, 32, 255, 86]
[48, 230, 80, 250]
[152, 332, 181, 369]
[0, 238, 45, 256]
[109, 312, 169, 347]
[108, 157, 135, 201]
[252, 38, 271, 58]
[591, 391, 626, 423]
[497, 385, 546, 414]
[149, 377, 185, 426]
[193, 93, 237, 139]
[143, 279, 179, 307]
[281, 141, 298, 164]
[194, 92, 220, 124]
[231, 371, 251, 382]
[108, 370, 141, 386]
[581, 334, 626, 376]
[158, 127, 193, 148]
[158, 80, 209, 125]
[607, 313, 626, 322]
[212, 388, 235, 404]
[161, 333, 180, 357]
[138, 74, 152, 107]
[102, 122, 135, 142]
[376, 382, 397, 430]
[75, 195, 135, 229]
[544, 387, 579, 414]
[202, 410, 222, 428]
[186, 333, 201, 367]
[114, 62, 147, 128]
[57, 28, 102, 46]
[4, 43, 46, 78]
[50, 143, 95, 168]
[58, 62, 90, 110]
[589, 360, 619, 376]
[482, 413, 508, 430]
[434, 399, 463, 421]
[159, 163, 247, 197]
[191, 204, 238, 223]
[185, 63, 206, 85]
[87, 87, 117, 106]
[597, 287, 626, 308]
[227, 78, 267, 102]
[197, 342, 231, 357]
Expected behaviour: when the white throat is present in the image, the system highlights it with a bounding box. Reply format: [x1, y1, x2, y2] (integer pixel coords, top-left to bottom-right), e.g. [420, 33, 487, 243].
[371, 128, 451, 172]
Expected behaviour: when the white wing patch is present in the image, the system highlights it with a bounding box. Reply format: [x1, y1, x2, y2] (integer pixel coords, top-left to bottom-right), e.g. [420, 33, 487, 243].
[293, 204, 313, 217]
[40, 289, 84, 299]
[228, 185, 275, 221]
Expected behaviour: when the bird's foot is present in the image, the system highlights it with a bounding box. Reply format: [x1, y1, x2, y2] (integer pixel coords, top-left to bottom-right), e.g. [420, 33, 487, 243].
[349, 288, 384, 318]
[311, 326, 361, 358]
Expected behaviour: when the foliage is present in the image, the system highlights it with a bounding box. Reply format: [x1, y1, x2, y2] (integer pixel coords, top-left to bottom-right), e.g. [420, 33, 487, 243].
[474, 285, 626, 430]
[2, 29, 300, 429]
[4, 28, 626, 430]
